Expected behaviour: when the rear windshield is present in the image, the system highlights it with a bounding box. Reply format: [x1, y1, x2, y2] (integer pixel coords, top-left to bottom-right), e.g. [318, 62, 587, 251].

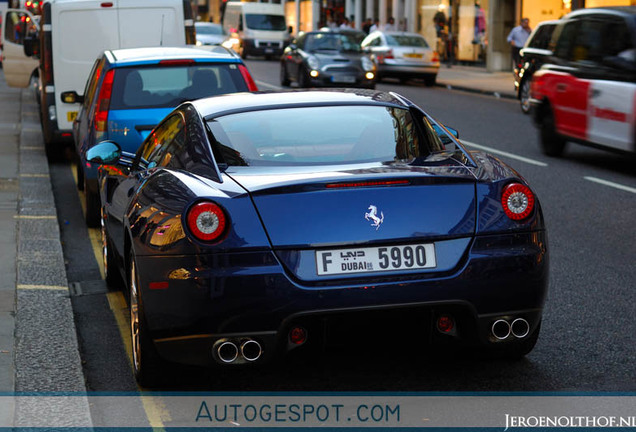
[207, 105, 457, 167]
[110, 64, 248, 110]
[386, 35, 428, 48]
[245, 14, 287, 31]
[304, 32, 365, 53]
[196, 24, 225, 35]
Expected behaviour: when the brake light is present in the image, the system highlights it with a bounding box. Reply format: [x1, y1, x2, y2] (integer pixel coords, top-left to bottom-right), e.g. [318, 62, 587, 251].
[501, 183, 535, 221]
[159, 59, 195, 66]
[238, 64, 258, 91]
[94, 69, 115, 136]
[432, 51, 439, 62]
[186, 201, 227, 242]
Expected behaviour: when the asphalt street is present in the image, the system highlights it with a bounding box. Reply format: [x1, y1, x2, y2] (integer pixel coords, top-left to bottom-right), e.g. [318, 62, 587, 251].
[38, 59, 635, 395]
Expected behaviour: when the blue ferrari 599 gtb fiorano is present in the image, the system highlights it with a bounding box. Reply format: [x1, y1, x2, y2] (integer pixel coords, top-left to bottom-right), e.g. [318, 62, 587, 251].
[87, 89, 548, 387]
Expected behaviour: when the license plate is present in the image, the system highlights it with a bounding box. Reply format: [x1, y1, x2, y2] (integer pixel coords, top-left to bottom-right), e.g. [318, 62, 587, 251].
[265, 48, 274, 53]
[67, 111, 78, 122]
[332, 75, 356, 84]
[403, 53, 423, 59]
[316, 243, 436, 276]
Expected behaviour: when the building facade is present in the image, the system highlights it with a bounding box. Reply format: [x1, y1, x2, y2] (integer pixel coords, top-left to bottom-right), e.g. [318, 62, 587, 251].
[201, 0, 636, 71]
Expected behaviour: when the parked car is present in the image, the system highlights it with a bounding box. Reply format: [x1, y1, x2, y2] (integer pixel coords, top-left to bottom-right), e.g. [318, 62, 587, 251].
[195, 22, 228, 46]
[63, 46, 258, 227]
[1, 0, 196, 153]
[530, 7, 636, 157]
[514, 20, 558, 113]
[361, 31, 439, 86]
[87, 89, 548, 387]
[280, 29, 376, 88]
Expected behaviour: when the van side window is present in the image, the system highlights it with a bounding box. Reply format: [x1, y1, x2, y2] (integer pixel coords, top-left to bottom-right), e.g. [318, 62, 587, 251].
[4, 11, 29, 44]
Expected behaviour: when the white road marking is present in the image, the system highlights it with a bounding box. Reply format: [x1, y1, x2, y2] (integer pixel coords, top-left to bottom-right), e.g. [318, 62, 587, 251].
[461, 140, 549, 167]
[17, 284, 68, 291]
[584, 176, 636, 194]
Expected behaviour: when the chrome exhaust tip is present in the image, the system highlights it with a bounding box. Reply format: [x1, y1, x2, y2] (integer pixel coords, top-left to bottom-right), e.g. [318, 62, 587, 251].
[492, 319, 511, 340]
[241, 339, 262, 362]
[216, 341, 239, 363]
[511, 318, 530, 338]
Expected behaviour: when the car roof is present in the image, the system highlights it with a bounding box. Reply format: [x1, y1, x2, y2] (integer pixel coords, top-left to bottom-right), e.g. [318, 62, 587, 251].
[105, 46, 240, 66]
[565, 6, 636, 19]
[192, 89, 410, 118]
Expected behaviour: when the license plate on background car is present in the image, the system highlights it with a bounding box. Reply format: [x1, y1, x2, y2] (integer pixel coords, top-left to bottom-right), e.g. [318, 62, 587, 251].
[404, 53, 423, 59]
[316, 243, 436, 276]
[332, 75, 356, 84]
[67, 111, 78, 122]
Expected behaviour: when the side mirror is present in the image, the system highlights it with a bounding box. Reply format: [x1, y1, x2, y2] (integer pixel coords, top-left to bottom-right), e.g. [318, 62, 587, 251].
[60, 91, 85, 104]
[432, 124, 459, 145]
[86, 141, 121, 165]
[446, 126, 459, 139]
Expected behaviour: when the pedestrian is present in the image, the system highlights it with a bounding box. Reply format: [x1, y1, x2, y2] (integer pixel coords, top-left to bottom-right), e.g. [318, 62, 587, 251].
[362, 17, 372, 34]
[369, 18, 380, 33]
[383, 16, 396, 32]
[339, 17, 352, 29]
[507, 17, 531, 69]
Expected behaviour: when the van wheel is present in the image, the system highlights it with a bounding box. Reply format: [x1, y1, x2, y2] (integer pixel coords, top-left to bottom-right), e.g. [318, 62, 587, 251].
[539, 105, 566, 157]
[280, 63, 290, 86]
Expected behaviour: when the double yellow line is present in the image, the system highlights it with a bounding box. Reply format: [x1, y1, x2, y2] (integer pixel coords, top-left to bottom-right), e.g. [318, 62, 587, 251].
[71, 163, 170, 428]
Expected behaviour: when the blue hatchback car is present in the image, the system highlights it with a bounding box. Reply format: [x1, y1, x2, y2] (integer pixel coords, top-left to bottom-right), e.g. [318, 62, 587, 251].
[63, 46, 258, 227]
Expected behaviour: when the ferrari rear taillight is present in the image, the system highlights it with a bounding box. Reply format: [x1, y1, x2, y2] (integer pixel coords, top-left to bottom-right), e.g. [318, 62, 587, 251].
[186, 201, 227, 242]
[94, 69, 115, 134]
[239, 64, 258, 91]
[501, 183, 535, 221]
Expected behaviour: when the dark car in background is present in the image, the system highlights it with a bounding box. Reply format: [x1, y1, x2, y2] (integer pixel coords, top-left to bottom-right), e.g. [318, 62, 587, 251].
[514, 20, 558, 113]
[531, 7, 636, 157]
[64, 45, 257, 227]
[280, 29, 376, 88]
[86, 89, 548, 387]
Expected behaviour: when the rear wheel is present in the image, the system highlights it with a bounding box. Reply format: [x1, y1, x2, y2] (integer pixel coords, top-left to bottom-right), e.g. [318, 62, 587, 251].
[424, 74, 437, 87]
[84, 179, 101, 228]
[101, 208, 122, 288]
[539, 104, 566, 157]
[519, 79, 531, 114]
[280, 63, 291, 86]
[130, 254, 162, 387]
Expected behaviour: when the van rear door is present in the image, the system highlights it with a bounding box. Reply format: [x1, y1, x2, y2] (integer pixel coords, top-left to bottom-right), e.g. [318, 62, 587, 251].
[1, 9, 39, 88]
[52, 0, 119, 132]
[117, 0, 185, 47]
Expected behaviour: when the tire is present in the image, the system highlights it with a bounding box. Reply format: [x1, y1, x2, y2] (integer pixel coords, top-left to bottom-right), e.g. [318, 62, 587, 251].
[76, 163, 85, 191]
[539, 104, 566, 157]
[519, 79, 531, 114]
[129, 253, 162, 388]
[280, 63, 290, 86]
[298, 67, 310, 88]
[102, 208, 122, 289]
[424, 74, 437, 87]
[84, 179, 101, 228]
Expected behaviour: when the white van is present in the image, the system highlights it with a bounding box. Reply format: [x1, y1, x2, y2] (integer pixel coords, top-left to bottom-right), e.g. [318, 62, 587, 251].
[1, 0, 196, 149]
[222, 1, 289, 59]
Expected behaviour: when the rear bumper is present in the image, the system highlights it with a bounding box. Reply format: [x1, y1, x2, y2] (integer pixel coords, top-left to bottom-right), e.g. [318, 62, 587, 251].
[377, 63, 439, 77]
[136, 230, 548, 366]
[244, 39, 285, 57]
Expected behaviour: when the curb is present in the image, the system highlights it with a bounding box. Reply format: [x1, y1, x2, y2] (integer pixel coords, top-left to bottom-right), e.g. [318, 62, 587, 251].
[12, 87, 92, 426]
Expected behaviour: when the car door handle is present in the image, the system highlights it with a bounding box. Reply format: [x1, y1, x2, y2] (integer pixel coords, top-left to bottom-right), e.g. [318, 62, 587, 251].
[556, 83, 567, 93]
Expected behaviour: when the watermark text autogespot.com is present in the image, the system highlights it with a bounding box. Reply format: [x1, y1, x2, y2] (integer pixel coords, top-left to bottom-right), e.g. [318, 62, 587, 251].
[195, 402, 401, 425]
[505, 414, 636, 430]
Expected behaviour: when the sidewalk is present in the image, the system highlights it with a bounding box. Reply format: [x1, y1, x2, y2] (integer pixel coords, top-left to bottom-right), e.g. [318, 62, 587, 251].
[436, 64, 517, 100]
[0, 72, 91, 427]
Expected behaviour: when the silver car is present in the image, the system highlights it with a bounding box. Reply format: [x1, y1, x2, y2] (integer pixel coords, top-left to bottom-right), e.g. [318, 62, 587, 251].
[195, 22, 229, 46]
[362, 31, 439, 86]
